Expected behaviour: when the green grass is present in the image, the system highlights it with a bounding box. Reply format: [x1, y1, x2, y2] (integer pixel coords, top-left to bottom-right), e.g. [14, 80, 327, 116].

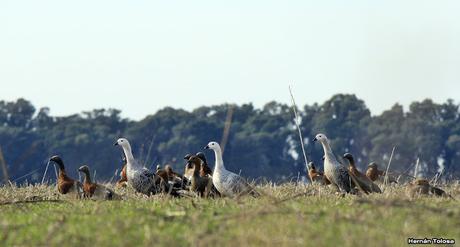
[1, 183, 459, 247]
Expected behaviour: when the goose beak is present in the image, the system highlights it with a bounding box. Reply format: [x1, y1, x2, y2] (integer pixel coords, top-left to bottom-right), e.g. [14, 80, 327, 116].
[204, 145, 209, 150]
[313, 137, 317, 142]
[114, 142, 119, 146]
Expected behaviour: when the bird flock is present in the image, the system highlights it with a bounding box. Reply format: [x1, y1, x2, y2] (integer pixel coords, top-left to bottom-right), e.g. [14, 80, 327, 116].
[46, 133, 449, 200]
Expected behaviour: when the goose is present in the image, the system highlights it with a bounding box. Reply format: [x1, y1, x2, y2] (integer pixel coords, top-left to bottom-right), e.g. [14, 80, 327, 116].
[116, 154, 128, 188]
[313, 134, 352, 193]
[407, 178, 448, 198]
[343, 153, 381, 193]
[204, 141, 258, 198]
[307, 162, 330, 185]
[114, 138, 167, 196]
[49, 155, 83, 198]
[78, 165, 118, 200]
[365, 162, 385, 181]
[187, 155, 213, 197]
[196, 151, 221, 197]
[366, 162, 397, 183]
[184, 152, 221, 197]
[156, 164, 186, 189]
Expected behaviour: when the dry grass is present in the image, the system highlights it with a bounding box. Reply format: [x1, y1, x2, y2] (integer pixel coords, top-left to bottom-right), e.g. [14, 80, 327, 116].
[1, 182, 459, 247]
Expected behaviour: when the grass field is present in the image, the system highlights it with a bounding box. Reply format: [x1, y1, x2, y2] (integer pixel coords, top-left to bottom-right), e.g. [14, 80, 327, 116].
[1, 183, 459, 247]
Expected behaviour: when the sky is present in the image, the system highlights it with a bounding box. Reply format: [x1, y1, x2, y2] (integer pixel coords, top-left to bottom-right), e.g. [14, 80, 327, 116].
[1, 1, 459, 120]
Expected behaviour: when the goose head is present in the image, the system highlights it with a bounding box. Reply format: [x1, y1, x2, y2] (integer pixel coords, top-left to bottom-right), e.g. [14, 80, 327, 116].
[49, 155, 65, 170]
[308, 162, 316, 170]
[204, 141, 221, 151]
[114, 138, 130, 148]
[184, 153, 193, 160]
[343, 153, 355, 165]
[165, 165, 173, 174]
[195, 152, 207, 164]
[187, 155, 202, 166]
[412, 178, 429, 186]
[367, 162, 378, 169]
[187, 155, 203, 174]
[313, 133, 328, 143]
[78, 165, 90, 175]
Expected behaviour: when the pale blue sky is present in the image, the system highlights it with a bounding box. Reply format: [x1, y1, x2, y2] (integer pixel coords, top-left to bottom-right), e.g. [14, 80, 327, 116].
[1, 1, 459, 119]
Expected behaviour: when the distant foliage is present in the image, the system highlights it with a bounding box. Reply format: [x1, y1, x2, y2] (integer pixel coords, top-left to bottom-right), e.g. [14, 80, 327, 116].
[0, 96, 459, 183]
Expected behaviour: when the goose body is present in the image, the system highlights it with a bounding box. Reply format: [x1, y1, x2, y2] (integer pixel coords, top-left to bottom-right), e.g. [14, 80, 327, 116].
[114, 138, 164, 195]
[78, 165, 118, 200]
[49, 155, 83, 198]
[205, 142, 258, 198]
[313, 134, 352, 193]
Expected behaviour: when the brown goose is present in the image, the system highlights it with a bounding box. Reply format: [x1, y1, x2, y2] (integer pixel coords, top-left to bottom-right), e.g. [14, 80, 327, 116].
[343, 153, 381, 193]
[366, 162, 397, 183]
[307, 162, 330, 185]
[184, 152, 221, 197]
[407, 178, 448, 198]
[78, 165, 118, 200]
[156, 164, 186, 189]
[49, 155, 83, 198]
[187, 155, 213, 197]
[365, 162, 385, 181]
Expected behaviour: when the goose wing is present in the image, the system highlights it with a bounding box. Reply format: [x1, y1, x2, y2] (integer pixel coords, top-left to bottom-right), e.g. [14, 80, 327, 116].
[335, 164, 353, 193]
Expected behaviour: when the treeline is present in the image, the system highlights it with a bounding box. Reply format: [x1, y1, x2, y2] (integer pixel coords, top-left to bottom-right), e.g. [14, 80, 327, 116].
[0, 95, 459, 184]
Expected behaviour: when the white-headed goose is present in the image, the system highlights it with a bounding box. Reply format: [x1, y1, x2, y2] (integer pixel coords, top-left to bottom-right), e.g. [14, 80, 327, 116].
[204, 141, 259, 198]
[114, 138, 166, 196]
[313, 134, 352, 193]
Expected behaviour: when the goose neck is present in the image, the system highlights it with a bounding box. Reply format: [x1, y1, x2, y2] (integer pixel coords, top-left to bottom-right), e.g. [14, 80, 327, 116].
[82, 171, 92, 184]
[321, 141, 338, 164]
[122, 144, 139, 169]
[213, 149, 225, 171]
